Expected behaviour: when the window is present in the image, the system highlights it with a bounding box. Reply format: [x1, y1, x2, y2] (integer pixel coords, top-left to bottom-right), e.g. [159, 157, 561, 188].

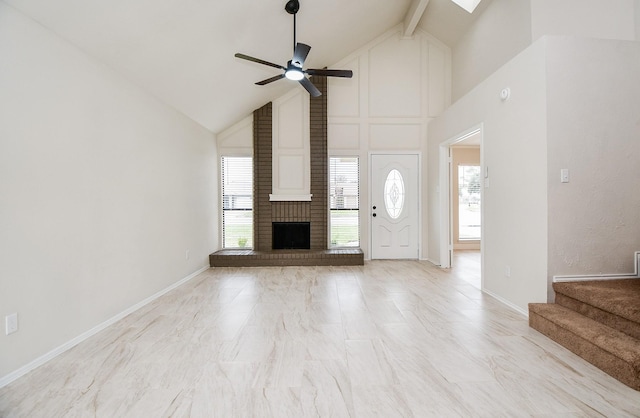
[329, 157, 359, 247]
[458, 165, 481, 240]
[384, 169, 405, 219]
[221, 156, 253, 248]
[450, 0, 481, 13]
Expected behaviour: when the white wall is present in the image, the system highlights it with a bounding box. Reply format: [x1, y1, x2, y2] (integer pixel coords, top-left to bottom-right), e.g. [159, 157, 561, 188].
[637, 0, 640, 40]
[328, 25, 451, 259]
[217, 116, 253, 156]
[452, 0, 639, 103]
[0, 3, 217, 380]
[428, 39, 549, 313]
[430, 34, 640, 312]
[271, 90, 311, 201]
[531, 0, 636, 42]
[545, 38, 640, 283]
[451, 0, 532, 102]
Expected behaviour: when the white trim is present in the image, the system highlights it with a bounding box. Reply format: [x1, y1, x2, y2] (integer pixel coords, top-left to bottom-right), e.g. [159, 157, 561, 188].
[554, 274, 640, 283]
[439, 124, 483, 268]
[482, 288, 528, 318]
[0, 266, 209, 389]
[269, 194, 313, 202]
[553, 251, 640, 283]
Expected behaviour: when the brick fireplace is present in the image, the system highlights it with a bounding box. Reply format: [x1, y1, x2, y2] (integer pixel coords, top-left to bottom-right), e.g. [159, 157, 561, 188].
[253, 76, 327, 251]
[210, 76, 363, 267]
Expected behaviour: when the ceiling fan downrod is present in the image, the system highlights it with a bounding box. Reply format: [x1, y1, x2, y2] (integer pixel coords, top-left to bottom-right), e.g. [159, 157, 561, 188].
[285, 0, 300, 58]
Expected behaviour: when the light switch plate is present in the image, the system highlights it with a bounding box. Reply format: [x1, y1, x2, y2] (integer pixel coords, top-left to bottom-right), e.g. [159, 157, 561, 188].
[6, 313, 18, 335]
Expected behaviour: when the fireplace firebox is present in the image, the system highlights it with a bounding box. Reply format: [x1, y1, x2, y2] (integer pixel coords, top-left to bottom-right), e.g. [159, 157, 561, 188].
[272, 222, 311, 250]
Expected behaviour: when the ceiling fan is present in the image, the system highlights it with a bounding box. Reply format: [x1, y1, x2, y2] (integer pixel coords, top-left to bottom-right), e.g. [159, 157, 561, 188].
[234, 0, 353, 97]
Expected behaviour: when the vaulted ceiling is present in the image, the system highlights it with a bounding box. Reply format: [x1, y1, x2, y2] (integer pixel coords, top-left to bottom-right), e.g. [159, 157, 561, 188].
[4, 0, 490, 133]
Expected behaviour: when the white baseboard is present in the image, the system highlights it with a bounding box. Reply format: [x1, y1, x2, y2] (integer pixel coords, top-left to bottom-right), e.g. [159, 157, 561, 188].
[482, 288, 528, 318]
[553, 274, 640, 283]
[553, 251, 640, 283]
[0, 265, 209, 389]
[423, 258, 441, 266]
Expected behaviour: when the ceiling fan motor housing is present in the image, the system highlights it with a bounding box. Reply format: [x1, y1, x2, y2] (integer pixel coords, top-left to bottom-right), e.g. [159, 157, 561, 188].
[285, 0, 299, 14]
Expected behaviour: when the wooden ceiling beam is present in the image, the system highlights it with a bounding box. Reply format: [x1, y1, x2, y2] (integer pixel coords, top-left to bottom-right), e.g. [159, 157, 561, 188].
[403, 0, 430, 37]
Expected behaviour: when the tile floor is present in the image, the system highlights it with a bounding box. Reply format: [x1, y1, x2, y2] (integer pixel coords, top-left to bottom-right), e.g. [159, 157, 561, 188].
[1, 255, 639, 417]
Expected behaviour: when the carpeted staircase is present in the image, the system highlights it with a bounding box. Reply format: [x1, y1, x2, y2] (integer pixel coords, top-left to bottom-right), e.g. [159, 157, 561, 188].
[529, 270, 640, 391]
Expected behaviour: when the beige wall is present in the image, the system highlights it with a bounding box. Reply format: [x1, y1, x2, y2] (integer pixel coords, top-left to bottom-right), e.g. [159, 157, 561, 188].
[428, 39, 549, 313]
[430, 35, 640, 312]
[531, 0, 637, 42]
[637, 0, 640, 40]
[452, 147, 481, 249]
[452, 0, 639, 102]
[0, 3, 218, 380]
[545, 37, 640, 288]
[451, 0, 532, 102]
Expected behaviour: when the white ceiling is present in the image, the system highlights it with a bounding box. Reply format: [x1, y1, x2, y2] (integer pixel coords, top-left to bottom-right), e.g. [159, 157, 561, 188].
[5, 0, 489, 134]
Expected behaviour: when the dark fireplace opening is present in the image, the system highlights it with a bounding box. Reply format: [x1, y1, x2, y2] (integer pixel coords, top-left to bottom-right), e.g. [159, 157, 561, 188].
[272, 222, 311, 250]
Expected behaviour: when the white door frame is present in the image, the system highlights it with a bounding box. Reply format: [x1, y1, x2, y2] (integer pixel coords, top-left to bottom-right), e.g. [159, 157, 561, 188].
[439, 125, 483, 268]
[369, 151, 422, 260]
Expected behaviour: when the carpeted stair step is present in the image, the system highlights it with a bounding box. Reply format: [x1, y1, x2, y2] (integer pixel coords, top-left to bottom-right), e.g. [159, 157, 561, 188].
[553, 279, 640, 339]
[529, 303, 640, 391]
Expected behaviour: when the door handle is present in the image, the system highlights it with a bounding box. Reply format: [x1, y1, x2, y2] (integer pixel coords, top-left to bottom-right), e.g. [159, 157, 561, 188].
[372, 205, 377, 210]
[372, 213, 377, 217]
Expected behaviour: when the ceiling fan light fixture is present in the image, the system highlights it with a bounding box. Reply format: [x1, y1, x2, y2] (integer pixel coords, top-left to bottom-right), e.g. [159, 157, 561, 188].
[285, 68, 304, 81]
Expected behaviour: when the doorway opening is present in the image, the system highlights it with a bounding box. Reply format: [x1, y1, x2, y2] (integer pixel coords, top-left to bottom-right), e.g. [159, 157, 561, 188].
[439, 126, 483, 289]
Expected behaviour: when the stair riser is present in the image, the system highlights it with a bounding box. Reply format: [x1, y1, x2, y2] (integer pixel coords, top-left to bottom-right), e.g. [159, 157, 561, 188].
[529, 311, 640, 391]
[555, 293, 640, 340]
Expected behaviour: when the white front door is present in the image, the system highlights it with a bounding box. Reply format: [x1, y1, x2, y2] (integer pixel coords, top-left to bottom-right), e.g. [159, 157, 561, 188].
[370, 154, 419, 259]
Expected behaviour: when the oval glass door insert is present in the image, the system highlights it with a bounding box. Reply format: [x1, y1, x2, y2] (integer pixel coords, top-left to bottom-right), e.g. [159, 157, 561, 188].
[384, 169, 405, 219]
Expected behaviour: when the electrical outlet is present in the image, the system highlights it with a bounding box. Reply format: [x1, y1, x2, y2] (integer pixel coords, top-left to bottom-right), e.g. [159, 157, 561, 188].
[505, 265, 511, 278]
[185, 249, 190, 260]
[6, 313, 18, 335]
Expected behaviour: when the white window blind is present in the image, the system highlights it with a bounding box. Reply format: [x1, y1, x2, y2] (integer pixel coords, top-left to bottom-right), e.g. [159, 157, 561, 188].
[221, 156, 253, 248]
[329, 157, 359, 247]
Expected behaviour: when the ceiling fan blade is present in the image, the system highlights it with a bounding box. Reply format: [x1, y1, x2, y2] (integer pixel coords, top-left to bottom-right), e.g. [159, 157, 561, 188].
[292, 43, 311, 67]
[306, 69, 353, 78]
[235, 53, 285, 70]
[299, 77, 321, 97]
[255, 74, 286, 85]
